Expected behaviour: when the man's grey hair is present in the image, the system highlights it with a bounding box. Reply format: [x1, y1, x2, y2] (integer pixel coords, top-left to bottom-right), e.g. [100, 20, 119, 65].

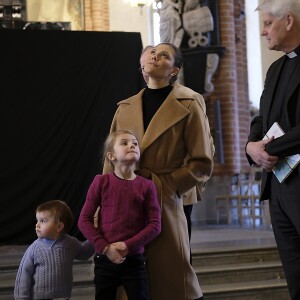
[256, 0, 300, 22]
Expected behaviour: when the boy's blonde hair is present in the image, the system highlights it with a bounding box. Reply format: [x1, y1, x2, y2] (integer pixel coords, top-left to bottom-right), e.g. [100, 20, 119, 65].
[36, 200, 73, 233]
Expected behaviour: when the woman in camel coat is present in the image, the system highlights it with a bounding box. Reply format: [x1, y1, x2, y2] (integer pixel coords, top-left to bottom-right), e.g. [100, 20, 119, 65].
[104, 42, 214, 300]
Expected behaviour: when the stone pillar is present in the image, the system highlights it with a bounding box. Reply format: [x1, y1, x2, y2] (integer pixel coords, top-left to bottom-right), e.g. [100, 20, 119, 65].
[210, 0, 241, 175]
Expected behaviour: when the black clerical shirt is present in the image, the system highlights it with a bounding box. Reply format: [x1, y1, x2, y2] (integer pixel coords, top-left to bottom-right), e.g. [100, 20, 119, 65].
[268, 45, 300, 132]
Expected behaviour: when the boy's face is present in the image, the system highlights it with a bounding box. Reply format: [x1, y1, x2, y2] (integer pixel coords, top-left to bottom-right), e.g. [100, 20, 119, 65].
[35, 210, 63, 240]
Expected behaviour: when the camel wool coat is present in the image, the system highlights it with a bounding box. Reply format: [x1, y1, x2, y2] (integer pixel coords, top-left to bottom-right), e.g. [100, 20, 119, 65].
[104, 84, 214, 300]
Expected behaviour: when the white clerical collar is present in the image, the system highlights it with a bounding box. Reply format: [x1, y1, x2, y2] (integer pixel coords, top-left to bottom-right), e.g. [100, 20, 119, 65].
[286, 51, 297, 58]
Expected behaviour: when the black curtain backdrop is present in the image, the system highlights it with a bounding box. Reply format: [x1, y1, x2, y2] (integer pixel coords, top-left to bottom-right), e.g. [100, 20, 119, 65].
[0, 30, 144, 244]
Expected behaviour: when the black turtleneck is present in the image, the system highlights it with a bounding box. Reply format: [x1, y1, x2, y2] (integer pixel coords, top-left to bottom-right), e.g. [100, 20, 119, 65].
[142, 85, 173, 130]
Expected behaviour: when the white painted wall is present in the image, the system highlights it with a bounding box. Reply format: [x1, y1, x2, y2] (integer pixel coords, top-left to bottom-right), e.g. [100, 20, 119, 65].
[27, 0, 84, 30]
[245, 0, 263, 109]
[109, 0, 153, 47]
[246, 0, 283, 108]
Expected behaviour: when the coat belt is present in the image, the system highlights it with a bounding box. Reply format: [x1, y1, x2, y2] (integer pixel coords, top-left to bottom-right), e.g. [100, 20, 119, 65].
[135, 168, 178, 210]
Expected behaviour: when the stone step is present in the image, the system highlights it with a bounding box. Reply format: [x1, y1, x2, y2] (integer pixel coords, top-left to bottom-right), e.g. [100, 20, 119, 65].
[0, 260, 94, 293]
[0, 245, 289, 300]
[5, 259, 282, 287]
[1, 280, 288, 300]
[2, 279, 288, 300]
[196, 260, 285, 285]
[202, 279, 289, 300]
[0, 285, 95, 300]
[1, 246, 281, 268]
[192, 246, 281, 267]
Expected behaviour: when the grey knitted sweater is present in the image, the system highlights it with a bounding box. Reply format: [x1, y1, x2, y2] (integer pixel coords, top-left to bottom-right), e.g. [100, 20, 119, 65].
[14, 234, 94, 300]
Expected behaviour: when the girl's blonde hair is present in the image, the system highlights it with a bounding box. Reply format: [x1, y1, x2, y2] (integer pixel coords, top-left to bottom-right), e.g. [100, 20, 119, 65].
[103, 130, 138, 170]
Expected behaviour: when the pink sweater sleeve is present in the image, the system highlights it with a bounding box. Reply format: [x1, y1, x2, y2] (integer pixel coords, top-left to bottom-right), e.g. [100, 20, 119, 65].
[78, 176, 108, 253]
[124, 180, 161, 253]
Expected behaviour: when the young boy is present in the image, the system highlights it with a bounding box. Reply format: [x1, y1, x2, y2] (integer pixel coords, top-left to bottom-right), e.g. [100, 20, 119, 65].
[14, 200, 94, 300]
[78, 130, 161, 300]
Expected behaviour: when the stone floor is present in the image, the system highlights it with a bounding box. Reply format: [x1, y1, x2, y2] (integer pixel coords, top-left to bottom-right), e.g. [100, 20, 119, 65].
[190, 224, 276, 252]
[0, 225, 281, 300]
[0, 224, 276, 255]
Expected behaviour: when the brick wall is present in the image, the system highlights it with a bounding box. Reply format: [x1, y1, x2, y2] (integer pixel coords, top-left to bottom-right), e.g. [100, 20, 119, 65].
[207, 0, 251, 176]
[234, 0, 252, 172]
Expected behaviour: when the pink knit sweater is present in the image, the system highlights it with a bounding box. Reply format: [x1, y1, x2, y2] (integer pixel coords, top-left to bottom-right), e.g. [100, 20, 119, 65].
[78, 173, 161, 255]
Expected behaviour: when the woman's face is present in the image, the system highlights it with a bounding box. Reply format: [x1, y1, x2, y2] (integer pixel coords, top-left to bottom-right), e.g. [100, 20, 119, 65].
[143, 44, 179, 82]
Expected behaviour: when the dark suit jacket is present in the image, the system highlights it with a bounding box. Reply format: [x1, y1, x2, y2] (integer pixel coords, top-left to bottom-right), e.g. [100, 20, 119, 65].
[247, 54, 300, 200]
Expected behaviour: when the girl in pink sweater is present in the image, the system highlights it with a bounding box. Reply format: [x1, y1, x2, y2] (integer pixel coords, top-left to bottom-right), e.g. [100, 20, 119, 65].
[78, 130, 161, 300]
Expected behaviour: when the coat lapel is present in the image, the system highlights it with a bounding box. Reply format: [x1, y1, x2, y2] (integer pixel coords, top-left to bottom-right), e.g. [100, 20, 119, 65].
[116, 89, 145, 143]
[116, 85, 193, 153]
[141, 87, 191, 151]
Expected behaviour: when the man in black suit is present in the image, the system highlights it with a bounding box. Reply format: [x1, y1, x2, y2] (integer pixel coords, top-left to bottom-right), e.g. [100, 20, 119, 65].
[246, 1, 300, 299]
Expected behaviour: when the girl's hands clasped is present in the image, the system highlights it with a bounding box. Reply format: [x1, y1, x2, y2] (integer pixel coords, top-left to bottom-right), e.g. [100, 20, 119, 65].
[104, 242, 128, 264]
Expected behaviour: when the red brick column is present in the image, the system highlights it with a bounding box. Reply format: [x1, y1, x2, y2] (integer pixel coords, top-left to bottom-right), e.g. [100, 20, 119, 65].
[209, 0, 241, 175]
[234, 0, 251, 171]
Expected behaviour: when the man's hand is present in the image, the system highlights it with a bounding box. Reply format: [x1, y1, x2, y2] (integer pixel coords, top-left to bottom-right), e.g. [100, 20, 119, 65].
[246, 138, 279, 172]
